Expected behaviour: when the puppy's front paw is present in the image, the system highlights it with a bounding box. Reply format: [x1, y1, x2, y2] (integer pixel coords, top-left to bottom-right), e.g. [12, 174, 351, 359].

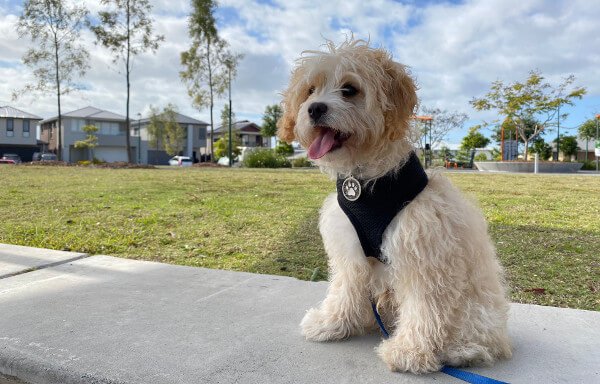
[376, 339, 441, 374]
[300, 308, 351, 342]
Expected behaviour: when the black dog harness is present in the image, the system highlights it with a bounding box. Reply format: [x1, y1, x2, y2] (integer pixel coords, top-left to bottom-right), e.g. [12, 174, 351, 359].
[336, 152, 428, 262]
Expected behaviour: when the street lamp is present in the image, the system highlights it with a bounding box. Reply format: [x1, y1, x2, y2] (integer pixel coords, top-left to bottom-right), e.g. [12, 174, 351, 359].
[414, 115, 433, 168]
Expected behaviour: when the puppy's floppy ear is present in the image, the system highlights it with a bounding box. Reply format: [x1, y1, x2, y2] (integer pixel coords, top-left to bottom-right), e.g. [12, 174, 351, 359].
[277, 101, 296, 143]
[383, 61, 418, 141]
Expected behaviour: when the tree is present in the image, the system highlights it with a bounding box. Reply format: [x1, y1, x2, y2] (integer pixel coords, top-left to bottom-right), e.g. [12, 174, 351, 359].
[74, 124, 99, 160]
[261, 104, 282, 143]
[180, 0, 241, 162]
[529, 138, 552, 160]
[147, 105, 185, 156]
[554, 135, 579, 161]
[16, 0, 90, 161]
[460, 125, 490, 150]
[162, 104, 185, 157]
[471, 70, 586, 161]
[146, 105, 165, 149]
[438, 146, 453, 161]
[90, 0, 164, 163]
[220, 104, 236, 132]
[578, 118, 597, 158]
[491, 116, 538, 145]
[214, 136, 241, 159]
[411, 106, 468, 154]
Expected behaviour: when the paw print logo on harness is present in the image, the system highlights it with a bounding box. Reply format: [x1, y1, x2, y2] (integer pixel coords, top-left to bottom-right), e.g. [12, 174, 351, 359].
[342, 176, 362, 201]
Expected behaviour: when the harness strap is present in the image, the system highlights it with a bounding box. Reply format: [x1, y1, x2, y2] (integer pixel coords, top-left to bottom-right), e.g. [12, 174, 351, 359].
[370, 302, 509, 384]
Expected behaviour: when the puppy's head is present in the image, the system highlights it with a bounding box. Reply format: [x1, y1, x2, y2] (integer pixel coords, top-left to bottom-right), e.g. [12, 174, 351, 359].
[277, 39, 417, 174]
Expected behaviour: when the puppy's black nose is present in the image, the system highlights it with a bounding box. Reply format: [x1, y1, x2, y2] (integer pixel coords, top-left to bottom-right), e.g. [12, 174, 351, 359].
[308, 102, 328, 122]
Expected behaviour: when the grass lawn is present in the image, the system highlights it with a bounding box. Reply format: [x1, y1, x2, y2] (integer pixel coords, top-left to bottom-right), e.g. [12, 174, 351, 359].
[0, 166, 598, 311]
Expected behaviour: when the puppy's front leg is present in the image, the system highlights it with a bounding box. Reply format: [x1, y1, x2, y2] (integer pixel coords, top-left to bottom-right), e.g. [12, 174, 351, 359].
[301, 194, 374, 341]
[301, 261, 373, 341]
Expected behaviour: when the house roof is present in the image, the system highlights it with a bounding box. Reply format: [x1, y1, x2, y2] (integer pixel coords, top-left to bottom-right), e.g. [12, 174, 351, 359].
[213, 120, 261, 134]
[0, 106, 42, 120]
[139, 112, 208, 126]
[40, 106, 126, 124]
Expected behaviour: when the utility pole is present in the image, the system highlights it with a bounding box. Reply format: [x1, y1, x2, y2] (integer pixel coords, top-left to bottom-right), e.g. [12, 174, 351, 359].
[594, 114, 600, 172]
[556, 104, 560, 161]
[227, 61, 233, 167]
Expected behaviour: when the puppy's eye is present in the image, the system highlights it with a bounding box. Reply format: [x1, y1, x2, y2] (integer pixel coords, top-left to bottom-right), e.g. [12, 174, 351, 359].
[341, 84, 358, 98]
[308, 86, 315, 96]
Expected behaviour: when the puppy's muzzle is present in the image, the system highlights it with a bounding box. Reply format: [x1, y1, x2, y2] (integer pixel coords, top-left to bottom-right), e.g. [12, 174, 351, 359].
[308, 102, 328, 123]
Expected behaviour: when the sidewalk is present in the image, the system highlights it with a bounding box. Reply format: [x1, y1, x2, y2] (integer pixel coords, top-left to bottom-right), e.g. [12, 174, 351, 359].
[1, 244, 599, 384]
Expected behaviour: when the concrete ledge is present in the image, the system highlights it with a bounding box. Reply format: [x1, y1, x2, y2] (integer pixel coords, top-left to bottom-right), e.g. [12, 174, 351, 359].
[0, 254, 598, 383]
[475, 161, 584, 173]
[0, 244, 87, 279]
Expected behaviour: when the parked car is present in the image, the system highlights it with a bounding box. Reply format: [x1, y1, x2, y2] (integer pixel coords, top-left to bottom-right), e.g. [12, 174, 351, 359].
[0, 159, 16, 165]
[40, 153, 57, 161]
[1, 153, 21, 164]
[32, 152, 41, 161]
[168, 156, 193, 167]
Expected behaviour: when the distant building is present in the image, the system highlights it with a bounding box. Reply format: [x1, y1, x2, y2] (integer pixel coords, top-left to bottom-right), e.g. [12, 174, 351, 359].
[0, 106, 43, 161]
[137, 113, 208, 164]
[552, 138, 598, 162]
[40, 106, 132, 163]
[210, 120, 268, 151]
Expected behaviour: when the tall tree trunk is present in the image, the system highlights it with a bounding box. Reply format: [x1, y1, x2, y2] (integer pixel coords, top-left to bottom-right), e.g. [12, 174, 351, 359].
[523, 139, 529, 161]
[54, 32, 62, 161]
[125, 0, 133, 163]
[207, 37, 214, 162]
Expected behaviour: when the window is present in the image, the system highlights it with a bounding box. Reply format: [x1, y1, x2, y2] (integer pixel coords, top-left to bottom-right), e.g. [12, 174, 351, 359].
[199, 126, 207, 140]
[23, 120, 30, 137]
[93, 121, 122, 136]
[6, 118, 14, 137]
[72, 119, 87, 132]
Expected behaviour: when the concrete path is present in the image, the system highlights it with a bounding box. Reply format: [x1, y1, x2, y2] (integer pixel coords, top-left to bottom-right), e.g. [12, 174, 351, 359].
[0, 244, 87, 279]
[0, 245, 598, 384]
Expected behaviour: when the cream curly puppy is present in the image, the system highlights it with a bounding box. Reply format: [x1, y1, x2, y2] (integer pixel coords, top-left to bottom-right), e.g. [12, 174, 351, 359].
[277, 39, 512, 374]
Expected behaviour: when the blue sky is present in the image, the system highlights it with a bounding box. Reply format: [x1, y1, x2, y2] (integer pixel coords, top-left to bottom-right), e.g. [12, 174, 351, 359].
[1, 0, 599, 146]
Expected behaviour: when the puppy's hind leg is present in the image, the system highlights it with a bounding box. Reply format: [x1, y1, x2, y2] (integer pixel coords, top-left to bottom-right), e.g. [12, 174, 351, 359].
[376, 283, 448, 374]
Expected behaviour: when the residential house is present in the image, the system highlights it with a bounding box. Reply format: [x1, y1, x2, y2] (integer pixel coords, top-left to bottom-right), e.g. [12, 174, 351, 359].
[210, 120, 267, 151]
[552, 137, 598, 162]
[0, 106, 43, 161]
[40, 106, 133, 163]
[137, 112, 208, 165]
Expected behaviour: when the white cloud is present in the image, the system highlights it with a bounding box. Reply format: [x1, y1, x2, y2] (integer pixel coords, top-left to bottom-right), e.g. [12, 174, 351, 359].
[1, 0, 598, 143]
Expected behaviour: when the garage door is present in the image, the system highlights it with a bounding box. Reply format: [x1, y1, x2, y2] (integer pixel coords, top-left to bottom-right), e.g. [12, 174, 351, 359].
[94, 146, 128, 163]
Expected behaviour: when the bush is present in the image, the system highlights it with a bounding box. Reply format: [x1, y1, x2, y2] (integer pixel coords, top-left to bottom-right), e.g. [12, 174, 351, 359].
[77, 158, 105, 166]
[243, 149, 291, 168]
[474, 153, 488, 161]
[291, 157, 313, 168]
[581, 160, 598, 170]
[275, 141, 294, 156]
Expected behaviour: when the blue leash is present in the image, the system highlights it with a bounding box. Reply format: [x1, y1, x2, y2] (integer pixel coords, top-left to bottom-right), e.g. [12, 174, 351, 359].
[370, 302, 509, 384]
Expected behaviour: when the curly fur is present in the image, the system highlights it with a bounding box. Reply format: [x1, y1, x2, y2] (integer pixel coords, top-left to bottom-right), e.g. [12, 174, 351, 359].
[278, 38, 511, 374]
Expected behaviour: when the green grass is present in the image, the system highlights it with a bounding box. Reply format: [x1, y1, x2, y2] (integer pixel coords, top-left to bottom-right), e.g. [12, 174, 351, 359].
[0, 166, 598, 311]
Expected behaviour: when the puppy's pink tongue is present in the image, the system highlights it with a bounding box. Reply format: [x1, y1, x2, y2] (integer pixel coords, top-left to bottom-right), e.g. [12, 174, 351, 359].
[308, 129, 336, 159]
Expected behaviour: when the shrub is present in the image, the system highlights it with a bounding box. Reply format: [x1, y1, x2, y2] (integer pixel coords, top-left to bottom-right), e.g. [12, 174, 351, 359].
[275, 141, 294, 156]
[474, 153, 488, 161]
[243, 149, 291, 168]
[291, 157, 314, 168]
[581, 160, 598, 170]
